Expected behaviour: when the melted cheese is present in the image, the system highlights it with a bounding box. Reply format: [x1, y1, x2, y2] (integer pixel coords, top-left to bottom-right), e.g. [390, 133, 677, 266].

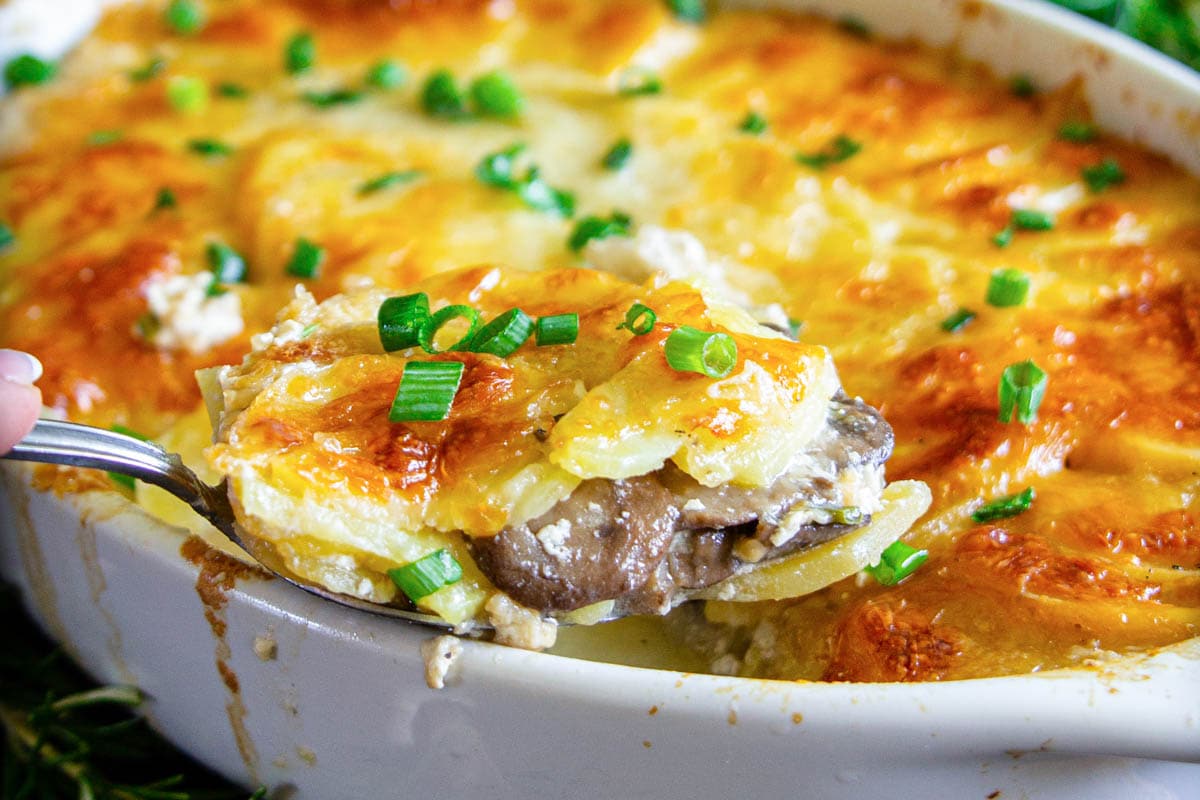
[2, 0, 1199, 678]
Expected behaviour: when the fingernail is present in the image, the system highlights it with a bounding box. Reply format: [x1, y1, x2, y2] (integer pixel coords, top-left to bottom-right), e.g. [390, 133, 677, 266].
[0, 349, 43, 384]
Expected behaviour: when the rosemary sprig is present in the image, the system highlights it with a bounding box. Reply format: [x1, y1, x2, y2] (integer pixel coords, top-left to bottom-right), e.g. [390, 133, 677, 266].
[0, 585, 264, 800]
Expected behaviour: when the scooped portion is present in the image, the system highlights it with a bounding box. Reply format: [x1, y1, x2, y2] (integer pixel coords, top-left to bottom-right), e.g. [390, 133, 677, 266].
[205, 266, 928, 646]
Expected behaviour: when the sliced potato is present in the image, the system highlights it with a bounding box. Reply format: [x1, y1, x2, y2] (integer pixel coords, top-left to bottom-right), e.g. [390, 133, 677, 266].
[698, 480, 932, 602]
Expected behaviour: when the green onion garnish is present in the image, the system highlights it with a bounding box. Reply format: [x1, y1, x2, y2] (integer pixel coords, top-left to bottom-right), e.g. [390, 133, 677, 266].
[991, 225, 1014, 248]
[187, 138, 233, 157]
[166, 75, 208, 114]
[837, 15, 871, 38]
[795, 135, 862, 169]
[787, 317, 803, 339]
[107, 425, 149, 490]
[476, 143, 525, 188]
[152, 187, 177, 212]
[4, 54, 56, 89]
[1011, 208, 1054, 231]
[940, 308, 976, 333]
[568, 212, 632, 252]
[971, 486, 1035, 523]
[469, 70, 524, 118]
[284, 31, 316, 75]
[664, 326, 738, 378]
[358, 170, 423, 195]
[302, 88, 363, 108]
[1009, 74, 1036, 97]
[469, 308, 534, 357]
[366, 59, 407, 90]
[207, 241, 247, 284]
[617, 303, 656, 335]
[864, 540, 927, 585]
[617, 67, 663, 96]
[516, 167, 575, 216]
[388, 361, 465, 422]
[419, 305, 481, 353]
[387, 548, 464, 600]
[285, 237, 325, 279]
[739, 111, 768, 135]
[986, 268, 1030, 307]
[1082, 158, 1125, 192]
[535, 313, 579, 346]
[88, 130, 123, 146]
[378, 293, 430, 351]
[998, 359, 1047, 424]
[130, 57, 166, 83]
[668, 0, 706, 23]
[421, 69, 469, 119]
[601, 138, 633, 170]
[0, 222, 14, 252]
[165, 0, 205, 35]
[217, 82, 249, 98]
[475, 144, 574, 216]
[1057, 120, 1097, 142]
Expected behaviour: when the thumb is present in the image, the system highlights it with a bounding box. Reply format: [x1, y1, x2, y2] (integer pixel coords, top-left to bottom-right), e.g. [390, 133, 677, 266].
[0, 349, 44, 453]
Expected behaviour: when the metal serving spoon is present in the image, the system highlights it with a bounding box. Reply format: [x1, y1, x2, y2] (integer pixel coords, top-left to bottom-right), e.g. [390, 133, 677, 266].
[3, 418, 477, 630]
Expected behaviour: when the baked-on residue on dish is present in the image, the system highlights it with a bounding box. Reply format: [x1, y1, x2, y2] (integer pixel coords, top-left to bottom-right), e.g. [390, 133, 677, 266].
[1, 0, 1198, 679]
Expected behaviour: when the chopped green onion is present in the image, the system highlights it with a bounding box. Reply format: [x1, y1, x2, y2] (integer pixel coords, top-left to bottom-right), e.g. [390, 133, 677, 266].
[1009, 73, 1036, 97]
[787, 317, 803, 338]
[0, 222, 13, 252]
[366, 59, 407, 90]
[284, 31, 316, 75]
[476, 143, 525, 188]
[1082, 158, 1126, 192]
[421, 69, 469, 119]
[378, 293, 430, 351]
[469, 308, 534, 357]
[4, 54, 56, 89]
[88, 130, 123, 146]
[940, 308, 976, 333]
[152, 187, 177, 211]
[300, 323, 319, 338]
[971, 486, 1035, 523]
[991, 225, 1014, 248]
[795, 135, 862, 169]
[535, 313, 579, 346]
[864, 540, 927, 585]
[664, 326, 738, 378]
[130, 57, 166, 83]
[617, 303, 656, 335]
[667, 0, 706, 23]
[165, 0, 205, 35]
[1057, 120, 1097, 142]
[187, 138, 233, 157]
[358, 170, 423, 195]
[134, 312, 160, 339]
[475, 144, 574, 215]
[217, 81, 249, 98]
[166, 75, 209, 114]
[568, 212, 632, 252]
[830, 506, 864, 525]
[469, 70, 524, 118]
[419, 305, 481, 353]
[1012, 208, 1054, 231]
[207, 241, 247, 284]
[387, 548, 464, 600]
[516, 167, 576, 216]
[106, 427, 145, 491]
[739, 110, 768, 135]
[998, 359, 1047, 424]
[837, 15, 872, 38]
[301, 88, 364, 108]
[986, 268, 1030, 307]
[285, 237, 325, 279]
[617, 67, 663, 96]
[601, 138, 633, 170]
[388, 361, 464, 423]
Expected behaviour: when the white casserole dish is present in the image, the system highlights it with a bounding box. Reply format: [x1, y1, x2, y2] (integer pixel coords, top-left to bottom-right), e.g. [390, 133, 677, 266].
[2, 1, 1198, 797]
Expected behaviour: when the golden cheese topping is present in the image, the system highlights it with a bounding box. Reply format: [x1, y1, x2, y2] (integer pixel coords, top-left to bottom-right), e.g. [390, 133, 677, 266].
[1, 0, 1198, 676]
